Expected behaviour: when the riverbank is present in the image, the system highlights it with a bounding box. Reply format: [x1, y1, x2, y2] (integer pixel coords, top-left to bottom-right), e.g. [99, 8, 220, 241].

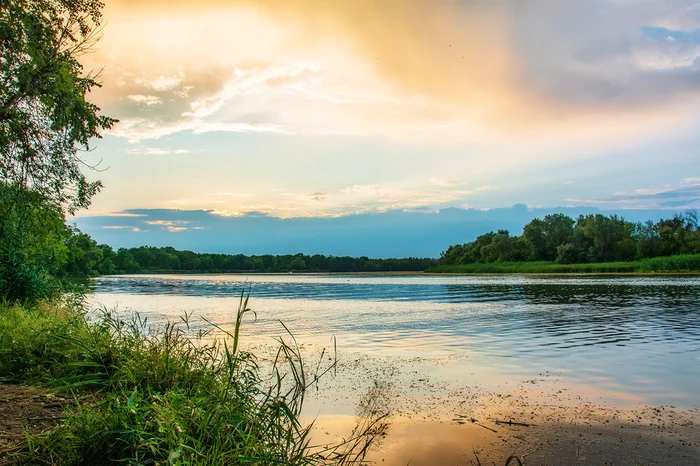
[303, 351, 700, 465]
[429, 253, 700, 274]
[310, 400, 700, 465]
[0, 300, 378, 464]
[4, 290, 700, 464]
[86, 253, 700, 277]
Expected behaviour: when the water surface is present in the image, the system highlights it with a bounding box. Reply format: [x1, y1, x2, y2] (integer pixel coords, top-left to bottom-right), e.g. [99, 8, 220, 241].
[89, 274, 700, 407]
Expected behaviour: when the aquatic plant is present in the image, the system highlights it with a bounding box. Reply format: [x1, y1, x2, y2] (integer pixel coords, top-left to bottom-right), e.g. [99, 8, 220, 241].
[430, 254, 700, 274]
[0, 294, 385, 464]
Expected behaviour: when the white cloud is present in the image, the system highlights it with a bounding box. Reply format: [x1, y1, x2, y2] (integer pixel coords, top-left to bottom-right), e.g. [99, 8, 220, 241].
[339, 184, 474, 212]
[430, 177, 467, 187]
[135, 72, 184, 92]
[143, 219, 191, 232]
[210, 209, 242, 217]
[127, 94, 162, 106]
[104, 212, 148, 217]
[341, 185, 390, 197]
[633, 188, 666, 195]
[146, 220, 190, 226]
[125, 147, 191, 155]
[192, 122, 294, 135]
[110, 116, 293, 143]
[215, 192, 252, 197]
[564, 177, 700, 209]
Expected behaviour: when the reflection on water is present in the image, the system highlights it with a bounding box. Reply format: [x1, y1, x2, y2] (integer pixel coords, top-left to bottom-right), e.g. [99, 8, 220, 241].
[89, 274, 700, 407]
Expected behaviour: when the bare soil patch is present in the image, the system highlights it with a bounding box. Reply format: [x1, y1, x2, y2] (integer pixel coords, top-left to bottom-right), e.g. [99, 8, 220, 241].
[307, 355, 700, 465]
[0, 384, 71, 460]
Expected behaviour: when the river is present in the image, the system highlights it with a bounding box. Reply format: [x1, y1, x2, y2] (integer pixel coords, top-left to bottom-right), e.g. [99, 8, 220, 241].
[88, 273, 700, 464]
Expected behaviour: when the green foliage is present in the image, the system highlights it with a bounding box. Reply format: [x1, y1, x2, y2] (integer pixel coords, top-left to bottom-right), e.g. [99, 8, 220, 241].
[0, 0, 116, 214]
[93, 246, 437, 274]
[62, 226, 104, 277]
[442, 210, 700, 268]
[0, 0, 115, 301]
[0, 182, 110, 301]
[0, 185, 68, 301]
[0, 299, 88, 381]
[1, 299, 384, 464]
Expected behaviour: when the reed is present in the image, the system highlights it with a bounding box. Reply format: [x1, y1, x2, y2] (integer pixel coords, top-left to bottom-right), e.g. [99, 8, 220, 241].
[429, 254, 700, 274]
[0, 294, 383, 465]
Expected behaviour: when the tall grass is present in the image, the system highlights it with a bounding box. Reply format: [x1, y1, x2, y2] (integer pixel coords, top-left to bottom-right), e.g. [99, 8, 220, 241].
[429, 254, 700, 274]
[0, 295, 385, 465]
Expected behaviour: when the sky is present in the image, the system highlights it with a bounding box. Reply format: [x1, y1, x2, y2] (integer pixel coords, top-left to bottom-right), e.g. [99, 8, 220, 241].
[73, 0, 700, 256]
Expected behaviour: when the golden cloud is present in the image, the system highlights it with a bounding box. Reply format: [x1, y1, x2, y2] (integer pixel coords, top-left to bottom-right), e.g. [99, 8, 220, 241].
[82, 0, 700, 148]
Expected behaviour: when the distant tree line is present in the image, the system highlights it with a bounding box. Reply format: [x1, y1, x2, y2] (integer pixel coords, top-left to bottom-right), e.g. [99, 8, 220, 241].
[66, 243, 438, 275]
[441, 211, 700, 265]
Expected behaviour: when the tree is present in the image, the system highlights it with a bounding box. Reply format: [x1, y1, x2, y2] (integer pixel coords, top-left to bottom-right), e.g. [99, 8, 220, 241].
[113, 249, 141, 274]
[522, 218, 547, 260]
[62, 226, 103, 276]
[1, 0, 116, 214]
[542, 214, 575, 254]
[0, 184, 69, 300]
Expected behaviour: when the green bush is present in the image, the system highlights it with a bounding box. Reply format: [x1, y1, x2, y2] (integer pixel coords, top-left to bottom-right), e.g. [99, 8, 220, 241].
[1, 298, 384, 464]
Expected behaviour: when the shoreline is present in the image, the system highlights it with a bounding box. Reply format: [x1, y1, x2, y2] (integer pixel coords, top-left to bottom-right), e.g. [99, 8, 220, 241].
[305, 366, 700, 465]
[96, 270, 700, 277]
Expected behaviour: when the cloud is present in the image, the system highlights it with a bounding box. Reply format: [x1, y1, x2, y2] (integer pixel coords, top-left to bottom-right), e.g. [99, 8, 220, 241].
[308, 192, 325, 201]
[191, 121, 293, 135]
[125, 147, 191, 155]
[127, 94, 162, 106]
[83, 0, 700, 149]
[216, 192, 252, 197]
[565, 178, 700, 209]
[210, 209, 242, 217]
[144, 219, 193, 232]
[146, 220, 190, 226]
[430, 177, 467, 187]
[102, 212, 148, 217]
[338, 184, 474, 212]
[341, 185, 390, 197]
[135, 72, 184, 91]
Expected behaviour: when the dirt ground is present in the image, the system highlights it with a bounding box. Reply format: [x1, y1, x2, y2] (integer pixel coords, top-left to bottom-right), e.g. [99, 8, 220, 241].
[306, 355, 700, 466]
[313, 398, 700, 466]
[0, 384, 72, 460]
[2, 380, 698, 465]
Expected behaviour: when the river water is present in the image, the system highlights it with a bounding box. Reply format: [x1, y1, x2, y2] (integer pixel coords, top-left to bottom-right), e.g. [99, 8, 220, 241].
[89, 273, 700, 406]
[88, 273, 700, 463]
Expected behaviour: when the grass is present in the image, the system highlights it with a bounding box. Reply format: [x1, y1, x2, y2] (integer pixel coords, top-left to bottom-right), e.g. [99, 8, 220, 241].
[0, 294, 385, 465]
[429, 254, 700, 274]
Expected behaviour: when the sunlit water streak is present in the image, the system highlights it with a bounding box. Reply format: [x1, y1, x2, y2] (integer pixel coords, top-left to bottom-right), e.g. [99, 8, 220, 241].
[88, 274, 700, 407]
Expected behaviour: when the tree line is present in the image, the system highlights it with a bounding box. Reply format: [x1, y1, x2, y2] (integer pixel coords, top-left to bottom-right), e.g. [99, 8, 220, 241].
[441, 211, 700, 266]
[66, 242, 438, 275]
